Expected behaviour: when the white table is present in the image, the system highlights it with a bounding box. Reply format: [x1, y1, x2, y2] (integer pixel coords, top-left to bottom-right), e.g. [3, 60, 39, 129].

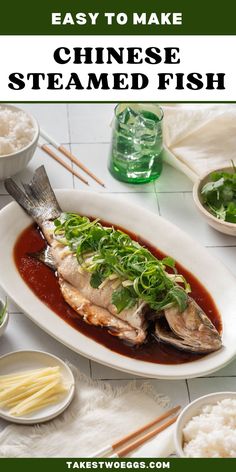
[0, 103, 236, 433]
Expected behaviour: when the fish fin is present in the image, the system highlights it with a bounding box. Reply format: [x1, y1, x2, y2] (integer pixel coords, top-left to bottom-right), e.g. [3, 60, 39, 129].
[4, 166, 61, 225]
[28, 247, 56, 270]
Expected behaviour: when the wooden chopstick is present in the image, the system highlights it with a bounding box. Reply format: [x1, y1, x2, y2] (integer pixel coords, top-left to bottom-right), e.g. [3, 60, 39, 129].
[40, 129, 105, 188]
[113, 405, 180, 450]
[111, 414, 179, 458]
[91, 405, 180, 458]
[58, 145, 105, 188]
[38, 143, 89, 186]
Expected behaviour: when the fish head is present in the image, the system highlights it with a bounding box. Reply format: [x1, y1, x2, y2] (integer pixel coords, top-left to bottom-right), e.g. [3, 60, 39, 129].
[155, 298, 222, 353]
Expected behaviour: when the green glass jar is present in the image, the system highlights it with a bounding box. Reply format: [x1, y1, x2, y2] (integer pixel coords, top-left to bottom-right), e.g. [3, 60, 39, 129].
[108, 103, 163, 184]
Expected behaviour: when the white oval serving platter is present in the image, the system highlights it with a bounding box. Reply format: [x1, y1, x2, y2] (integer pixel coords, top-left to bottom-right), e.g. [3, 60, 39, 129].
[0, 190, 235, 380]
[0, 350, 75, 424]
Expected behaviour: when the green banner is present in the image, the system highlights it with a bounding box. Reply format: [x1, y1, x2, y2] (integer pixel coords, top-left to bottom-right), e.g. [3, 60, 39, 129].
[1, 458, 236, 472]
[1, 0, 236, 35]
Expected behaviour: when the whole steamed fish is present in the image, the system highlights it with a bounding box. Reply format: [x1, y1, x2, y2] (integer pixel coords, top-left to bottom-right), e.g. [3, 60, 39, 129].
[5, 166, 222, 353]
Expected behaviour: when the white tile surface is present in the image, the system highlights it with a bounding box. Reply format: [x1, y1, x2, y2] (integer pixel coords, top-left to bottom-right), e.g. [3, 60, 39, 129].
[187, 378, 236, 401]
[158, 192, 236, 247]
[20, 104, 70, 143]
[206, 358, 236, 377]
[0, 313, 90, 375]
[91, 362, 136, 380]
[1, 103, 236, 441]
[0, 145, 73, 194]
[68, 104, 114, 143]
[0, 195, 12, 208]
[106, 379, 189, 410]
[154, 161, 192, 193]
[208, 246, 236, 276]
[110, 192, 159, 214]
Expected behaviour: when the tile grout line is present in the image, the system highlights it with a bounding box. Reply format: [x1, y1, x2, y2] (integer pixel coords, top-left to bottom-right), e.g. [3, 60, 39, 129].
[69, 141, 111, 145]
[39, 141, 110, 146]
[156, 190, 192, 194]
[206, 245, 236, 248]
[66, 105, 71, 145]
[89, 362, 96, 380]
[89, 376, 236, 381]
[80, 376, 236, 381]
[197, 374, 236, 378]
[154, 185, 162, 216]
[89, 360, 92, 379]
[66, 104, 75, 189]
[154, 190, 161, 216]
[185, 380, 191, 402]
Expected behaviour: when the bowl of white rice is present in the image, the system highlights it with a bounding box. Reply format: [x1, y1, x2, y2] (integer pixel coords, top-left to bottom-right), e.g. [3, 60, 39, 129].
[0, 104, 39, 180]
[174, 392, 236, 458]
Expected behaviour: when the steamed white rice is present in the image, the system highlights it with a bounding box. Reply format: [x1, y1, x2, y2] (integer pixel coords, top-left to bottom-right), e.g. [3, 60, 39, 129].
[0, 107, 36, 156]
[183, 398, 236, 457]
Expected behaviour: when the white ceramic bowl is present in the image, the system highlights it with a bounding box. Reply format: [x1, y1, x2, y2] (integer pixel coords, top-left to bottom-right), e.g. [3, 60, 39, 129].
[0, 299, 9, 337]
[0, 104, 39, 180]
[193, 167, 236, 236]
[174, 391, 236, 457]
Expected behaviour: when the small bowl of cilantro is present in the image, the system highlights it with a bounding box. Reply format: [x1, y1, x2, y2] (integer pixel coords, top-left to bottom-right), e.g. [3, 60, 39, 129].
[0, 299, 8, 337]
[193, 164, 236, 235]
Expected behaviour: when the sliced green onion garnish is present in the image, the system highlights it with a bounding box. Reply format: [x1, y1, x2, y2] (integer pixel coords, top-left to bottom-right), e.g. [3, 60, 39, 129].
[53, 213, 190, 313]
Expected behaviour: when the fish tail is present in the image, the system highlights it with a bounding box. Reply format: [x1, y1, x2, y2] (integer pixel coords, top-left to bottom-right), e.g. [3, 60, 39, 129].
[4, 165, 61, 225]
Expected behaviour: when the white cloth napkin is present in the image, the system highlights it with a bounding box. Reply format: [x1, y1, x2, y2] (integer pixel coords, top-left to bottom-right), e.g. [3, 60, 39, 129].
[162, 104, 236, 182]
[0, 366, 175, 458]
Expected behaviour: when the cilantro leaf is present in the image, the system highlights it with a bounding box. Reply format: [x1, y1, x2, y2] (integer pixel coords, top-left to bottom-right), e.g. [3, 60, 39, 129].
[201, 177, 225, 195]
[201, 164, 236, 224]
[90, 271, 103, 289]
[226, 202, 236, 223]
[162, 256, 175, 269]
[169, 287, 188, 312]
[112, 287, 136, 313]
[221, 183, 234, 203]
